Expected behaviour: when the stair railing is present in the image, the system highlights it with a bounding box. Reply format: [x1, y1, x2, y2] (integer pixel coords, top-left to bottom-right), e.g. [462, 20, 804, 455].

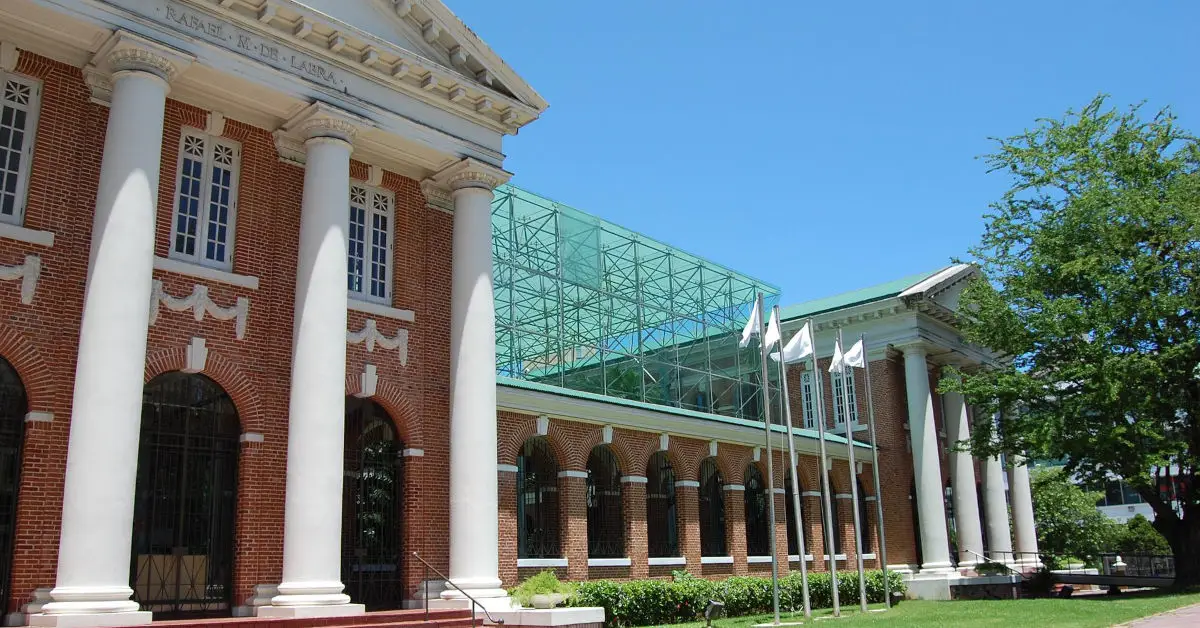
[962, 548, 1023, 576]
[412, 551, 504, 627]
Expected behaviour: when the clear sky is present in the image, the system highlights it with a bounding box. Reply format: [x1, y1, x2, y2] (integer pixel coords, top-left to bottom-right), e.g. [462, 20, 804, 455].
[450, 0, 1199, 305]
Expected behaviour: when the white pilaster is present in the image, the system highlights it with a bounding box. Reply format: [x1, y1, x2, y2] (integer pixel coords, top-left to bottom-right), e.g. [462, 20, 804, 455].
[981, 453, 1013, 563]
[260, 104, 365, 618]
[944, 392, 984, 567]
[1008, 455, 1040, 568]
[432, 158, 511, 607]
[901, 346, 954, 573]
[33, 33, 191, 628]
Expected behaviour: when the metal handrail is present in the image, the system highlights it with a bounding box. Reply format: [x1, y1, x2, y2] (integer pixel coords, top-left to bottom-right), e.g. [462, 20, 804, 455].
[412, 551, 504, 626]
[962, 548, 1023, 576]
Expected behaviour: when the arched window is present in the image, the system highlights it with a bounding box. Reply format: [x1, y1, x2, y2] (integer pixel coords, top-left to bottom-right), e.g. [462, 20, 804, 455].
[744, 465, 770, 555]
[342, 397, 404, 610]
[518, 438, 560, 559]
[699, 459, 726, 556]
[646, 451, 678, 558]
[133, 372, 238, 617]
[586, 445, 623, 558]
[857, 480, 872, 555]
[0, 357, 26, 614]
[820, 488, 842, 556]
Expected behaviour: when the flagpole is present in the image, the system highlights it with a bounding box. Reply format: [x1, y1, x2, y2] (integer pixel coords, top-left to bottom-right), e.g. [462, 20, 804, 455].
[860, 333, 891, 608]
[836, 329, 869, 612]
[808, 318, 840, 617]
[754, 293, 781, 625]
[773, 307, 811, 618]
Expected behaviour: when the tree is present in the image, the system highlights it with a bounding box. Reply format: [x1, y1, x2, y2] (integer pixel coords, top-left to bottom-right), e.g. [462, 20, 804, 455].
[944, 96, 1200, 585]
[1029, 467, 1119, 566]
[1117, 514, 1171, 556]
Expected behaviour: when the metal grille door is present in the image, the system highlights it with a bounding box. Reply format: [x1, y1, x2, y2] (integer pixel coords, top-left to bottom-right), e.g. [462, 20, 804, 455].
[646, 452, 678, 558]
[132, 373, 238, 618]
[342, 398, 404, 611]
[744, 465, 770, 556]
[699, 459, 726, 556]
[517, 438, 560, 559]
[586, 446, 623, 558]
[0, 358, 25, 614]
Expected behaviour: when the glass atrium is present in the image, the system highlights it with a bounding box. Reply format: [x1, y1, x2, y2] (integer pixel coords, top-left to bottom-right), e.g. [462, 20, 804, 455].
[493, 185, 783, 422]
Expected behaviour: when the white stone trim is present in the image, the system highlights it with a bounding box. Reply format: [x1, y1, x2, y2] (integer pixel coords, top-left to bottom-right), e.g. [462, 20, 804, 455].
[0, 42, 18, 72]
[772, 488, 786, 494]
[183, 337, 208, 373]
[346, 319, 409, 364]
[536, 415, 549, 436]
[800, 491, 822, 497]
[835, 493, 853, 500]
[648, 557, 686, 566]
[752, 447, 761, 462]
[356, 364, 378, 398]
[708, 440, 718, 457]
[723, 484, 745, 491]
[620, 475, 647, 484]
[150, 280, 250, 339]
[659, 433, 669, 451]
[23, 411, 52, 423]
[0, 254, 39, 304]
[601, 425, 613, 444]
[558, 470, 588, 479]
[402, 448, 424, 457]
[0, 223, 53, 247]
[700, 556, 733, 565]
[747, 555, 773, 564]
[587, 557, 630, 567]
[239, 432, 264, 443]
[154, 256, 259, 290]
[863, 553, 877, 560]
[674, 480, 700, 488]
[348, 298, 415, 322]
[823, 554, 849, 561]
[497, 464, 519, 473]
[517, 558, 567, 568]
[864, 496, 878, 502]
[788, 554, 816, 562]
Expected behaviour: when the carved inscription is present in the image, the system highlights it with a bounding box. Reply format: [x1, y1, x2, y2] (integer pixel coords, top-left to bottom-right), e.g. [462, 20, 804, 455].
[159, 1, 345, 89]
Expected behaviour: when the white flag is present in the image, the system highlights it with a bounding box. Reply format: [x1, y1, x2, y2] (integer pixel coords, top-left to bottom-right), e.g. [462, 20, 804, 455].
[739, 294, 762, 348]
[763, 307, 781, 350]
[843, 338, 865, 369]
[770, 321, 813, 363]
[829, 339, 844, 373]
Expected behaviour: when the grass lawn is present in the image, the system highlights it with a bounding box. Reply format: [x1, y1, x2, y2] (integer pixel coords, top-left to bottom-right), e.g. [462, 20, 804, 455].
[664, 589, 1200, 628]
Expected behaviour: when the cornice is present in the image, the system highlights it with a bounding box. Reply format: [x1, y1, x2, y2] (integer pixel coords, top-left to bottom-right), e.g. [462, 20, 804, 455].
[191, 0, 541, 135]
[419, 178, 453, 212]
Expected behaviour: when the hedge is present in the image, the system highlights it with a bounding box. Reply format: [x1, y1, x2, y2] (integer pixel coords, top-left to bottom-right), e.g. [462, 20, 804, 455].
[568, 569, 905, 627]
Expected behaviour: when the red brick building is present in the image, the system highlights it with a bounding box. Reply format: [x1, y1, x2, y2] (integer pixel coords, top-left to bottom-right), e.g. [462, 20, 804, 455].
[0, 1, 1039, 626]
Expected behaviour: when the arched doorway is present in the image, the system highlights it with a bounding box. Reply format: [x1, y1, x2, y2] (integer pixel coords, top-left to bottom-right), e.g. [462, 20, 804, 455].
[132, 372, 239, 618]
[342, 397, 404, 610]
[0, 357, 26, 614]
[744, 464, 770, 556]
[698, 459, 726, 556]
[645, 451, 677, 558]
[517, 437, 560, 559]
[585, 445, 623, 558]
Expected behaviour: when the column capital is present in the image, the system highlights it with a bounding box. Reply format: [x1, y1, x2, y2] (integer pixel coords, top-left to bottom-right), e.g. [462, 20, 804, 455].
[84, 32, 194, 104]
[432, 157, 512, 192]
[897, 342, 928, 359]
[274, 103, 370, 164]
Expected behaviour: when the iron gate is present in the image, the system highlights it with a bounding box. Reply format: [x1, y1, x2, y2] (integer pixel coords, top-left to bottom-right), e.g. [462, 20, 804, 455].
[744, 465, 770, 556]
[517, 438, 560, 559]
[699, 459, 726, 556]
[0, 358, 26, 615]
[586, 446, 623, 558]
[646, 452, 677, 558]
[131, 373, 238, 618]
[342, 398, 404, 611]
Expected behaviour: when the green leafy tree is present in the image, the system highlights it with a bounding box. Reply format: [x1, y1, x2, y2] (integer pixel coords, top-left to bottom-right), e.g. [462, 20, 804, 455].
[1029, 468, 1119, 566]
[1117, 514, 1172, 556]
[944, 96, 1200, 585]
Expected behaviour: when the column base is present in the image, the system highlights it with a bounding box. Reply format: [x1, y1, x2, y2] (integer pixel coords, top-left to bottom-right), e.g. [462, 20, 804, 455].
[28, 611, 151, 627]
[917, 561, 959, 576]
[233, 584, 278, 617]
[257, 581, 363, 618]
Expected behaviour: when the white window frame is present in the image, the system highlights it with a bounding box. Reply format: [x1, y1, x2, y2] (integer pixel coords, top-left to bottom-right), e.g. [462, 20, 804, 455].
[799, 371, 816, 429]
[348, 182, 394, 304]
[0, 71, 42, 227]
[168, 128, 240, 270]
[831, 370, 859, 428]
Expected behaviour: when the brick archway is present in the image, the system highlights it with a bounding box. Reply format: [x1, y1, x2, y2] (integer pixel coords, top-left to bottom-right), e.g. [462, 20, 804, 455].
[0, 323, 55, 412]
[144, 346, 264, 433]
[344, 375, 424, 451]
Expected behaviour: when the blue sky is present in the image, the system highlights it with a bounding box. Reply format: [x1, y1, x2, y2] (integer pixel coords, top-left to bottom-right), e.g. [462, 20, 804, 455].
[451, 0, 1199, 305]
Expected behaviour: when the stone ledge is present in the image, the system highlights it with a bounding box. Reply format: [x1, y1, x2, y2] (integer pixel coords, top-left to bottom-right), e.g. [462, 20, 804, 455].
[488, 606, 605, 627]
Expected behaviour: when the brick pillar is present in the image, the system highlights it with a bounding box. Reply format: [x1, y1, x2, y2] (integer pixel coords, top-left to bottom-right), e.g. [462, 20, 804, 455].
[559, 472, 589, 581]
[675, 483, 701, 567]
[9, 416, 61, 617]
[837, 495, 855, 567]
[622, 478, 648, 579]
[803, 494, 825, 572]
[498, 469, 518, 588]
[773, 490, 789, 576]
[725, 486, 747, 574]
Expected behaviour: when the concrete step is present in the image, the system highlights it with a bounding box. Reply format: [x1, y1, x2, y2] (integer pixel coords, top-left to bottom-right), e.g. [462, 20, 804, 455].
[150, 608, 476, 628]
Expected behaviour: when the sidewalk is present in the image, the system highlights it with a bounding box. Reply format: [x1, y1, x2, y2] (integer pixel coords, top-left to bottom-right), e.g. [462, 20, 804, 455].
[1124, 603, 1200, 627]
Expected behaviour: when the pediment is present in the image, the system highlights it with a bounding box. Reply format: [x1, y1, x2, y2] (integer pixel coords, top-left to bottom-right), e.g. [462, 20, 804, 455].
[900, 263, 978, 313]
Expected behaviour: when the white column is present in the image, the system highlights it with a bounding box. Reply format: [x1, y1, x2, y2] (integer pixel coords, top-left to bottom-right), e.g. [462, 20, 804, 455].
[981, 453, 1013, 563]
[1008, 456, 1040, 568]
[943, 392, 984, 567]
[901, 346, 954, 573]
[433, 159, 511, 607]
[260, 105, 363, 618]
[34, 35, 190, 628]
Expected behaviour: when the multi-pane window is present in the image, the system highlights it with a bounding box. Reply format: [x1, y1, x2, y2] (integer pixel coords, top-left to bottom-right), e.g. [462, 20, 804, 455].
[348, 184, 393, 303]
[0, 73, 40, 225]
[831, 370, 859, 428]
[171, 130, 239, 268]
[799, 372, 816, 429]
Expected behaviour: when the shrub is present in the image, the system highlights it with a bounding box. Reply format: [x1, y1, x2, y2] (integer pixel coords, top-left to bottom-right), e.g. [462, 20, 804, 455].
[509, 570, 576, 608]
[1116, 514, 1171, 556]
[567, 569, 906, 627]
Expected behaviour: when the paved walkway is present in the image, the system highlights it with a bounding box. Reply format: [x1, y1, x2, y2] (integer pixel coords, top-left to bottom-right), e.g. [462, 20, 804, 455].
[1124, 603, 1200, 627]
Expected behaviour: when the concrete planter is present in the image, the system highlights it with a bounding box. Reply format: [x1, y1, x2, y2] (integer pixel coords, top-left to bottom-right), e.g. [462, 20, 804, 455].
[530, 593, 567, 609]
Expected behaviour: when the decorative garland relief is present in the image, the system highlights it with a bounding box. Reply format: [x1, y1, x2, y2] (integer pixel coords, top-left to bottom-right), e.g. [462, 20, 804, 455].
[347, 319, 409, 366]
[0, 255, 39, 305]
[149, 280, 250, 340]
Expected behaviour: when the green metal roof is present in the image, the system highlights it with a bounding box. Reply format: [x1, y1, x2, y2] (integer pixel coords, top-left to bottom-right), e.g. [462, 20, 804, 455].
[498, 376, 872, 449]
[778, 266, 950, 322]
